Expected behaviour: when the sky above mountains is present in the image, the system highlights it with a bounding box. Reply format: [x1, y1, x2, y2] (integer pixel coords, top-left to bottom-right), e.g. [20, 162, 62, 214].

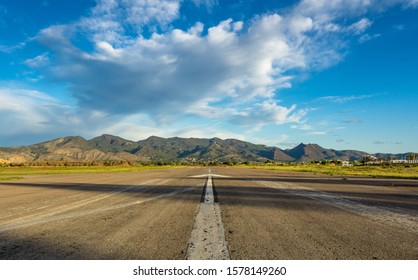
[1, 0, 417, 153]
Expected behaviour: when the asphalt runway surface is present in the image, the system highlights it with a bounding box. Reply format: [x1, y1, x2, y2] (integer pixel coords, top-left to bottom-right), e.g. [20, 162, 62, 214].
[0, 167, 417, 259]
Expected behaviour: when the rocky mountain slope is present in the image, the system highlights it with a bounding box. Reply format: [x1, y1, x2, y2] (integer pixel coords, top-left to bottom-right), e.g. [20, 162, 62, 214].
[0, 134, 402, 164]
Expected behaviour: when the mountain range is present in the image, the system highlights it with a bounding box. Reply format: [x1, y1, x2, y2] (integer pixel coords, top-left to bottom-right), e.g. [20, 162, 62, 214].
[0, 134, 408, 165]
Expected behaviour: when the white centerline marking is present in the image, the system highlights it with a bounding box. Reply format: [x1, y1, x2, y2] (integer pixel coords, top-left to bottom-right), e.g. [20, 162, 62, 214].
[204, 176, 214, 204]
[186, 172, 229, 260]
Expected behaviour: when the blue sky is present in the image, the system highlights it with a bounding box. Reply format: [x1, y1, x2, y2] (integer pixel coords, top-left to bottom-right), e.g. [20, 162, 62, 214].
[0, 0, 417, 153]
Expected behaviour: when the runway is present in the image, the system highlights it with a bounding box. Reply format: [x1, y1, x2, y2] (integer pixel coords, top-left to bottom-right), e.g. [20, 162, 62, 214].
[0, 167, 417, 259]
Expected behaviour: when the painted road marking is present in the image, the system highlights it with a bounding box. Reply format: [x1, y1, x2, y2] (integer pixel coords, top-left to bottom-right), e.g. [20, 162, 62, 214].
[204, 176, 214, 204]
[189, 174, 230, 178]
[186, 173, 229, 260]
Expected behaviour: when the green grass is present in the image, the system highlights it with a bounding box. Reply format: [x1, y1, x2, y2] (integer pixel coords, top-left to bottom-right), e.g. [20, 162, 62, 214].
[0, 176, 24, 181]
[236, 164, 418, 179]
[0, 165, 181, 176]
[2, 163, 417, 179]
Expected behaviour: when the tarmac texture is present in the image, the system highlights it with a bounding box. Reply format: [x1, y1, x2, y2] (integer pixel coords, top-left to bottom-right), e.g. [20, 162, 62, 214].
[0, 167, 417, 259]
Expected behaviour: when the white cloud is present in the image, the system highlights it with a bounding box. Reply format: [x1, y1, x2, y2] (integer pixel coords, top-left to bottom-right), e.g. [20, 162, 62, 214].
[295, 0, 418, 18]
[99, 115, 249, 142]
[0, 42, 27, 53]
[24, 52, 50, 68]
[373, 140, 403, 145]
[123, 0, 180, 28]
[317, 94, 379, 103]
[288, 15, 314, 35]
[306, 131, 326, 135]
[233, 101, 307, 126]
[36, 13, 311, 125]
[358, 33, 381, 43]
[348, 18, 373, 34]
[77, 0, 180, 45]
[0, 88, 73, 137]
[405, 0, 418, 8]
[188, 99, 306, 127]
[20, 0, 417, 139]
[192, 0, 219, 10]
[291, 123, 314, 130]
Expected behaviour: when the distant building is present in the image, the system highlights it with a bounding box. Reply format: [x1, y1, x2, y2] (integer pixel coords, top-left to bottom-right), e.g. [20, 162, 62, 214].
[341, 161, 351, 166]
[390, 159, 407, 164]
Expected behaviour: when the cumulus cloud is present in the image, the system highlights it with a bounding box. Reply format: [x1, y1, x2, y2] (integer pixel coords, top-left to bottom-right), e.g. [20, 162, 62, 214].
[36, 13, 311, 124]
[81, 0, 180, 43]
[25, 0, 418, 133]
